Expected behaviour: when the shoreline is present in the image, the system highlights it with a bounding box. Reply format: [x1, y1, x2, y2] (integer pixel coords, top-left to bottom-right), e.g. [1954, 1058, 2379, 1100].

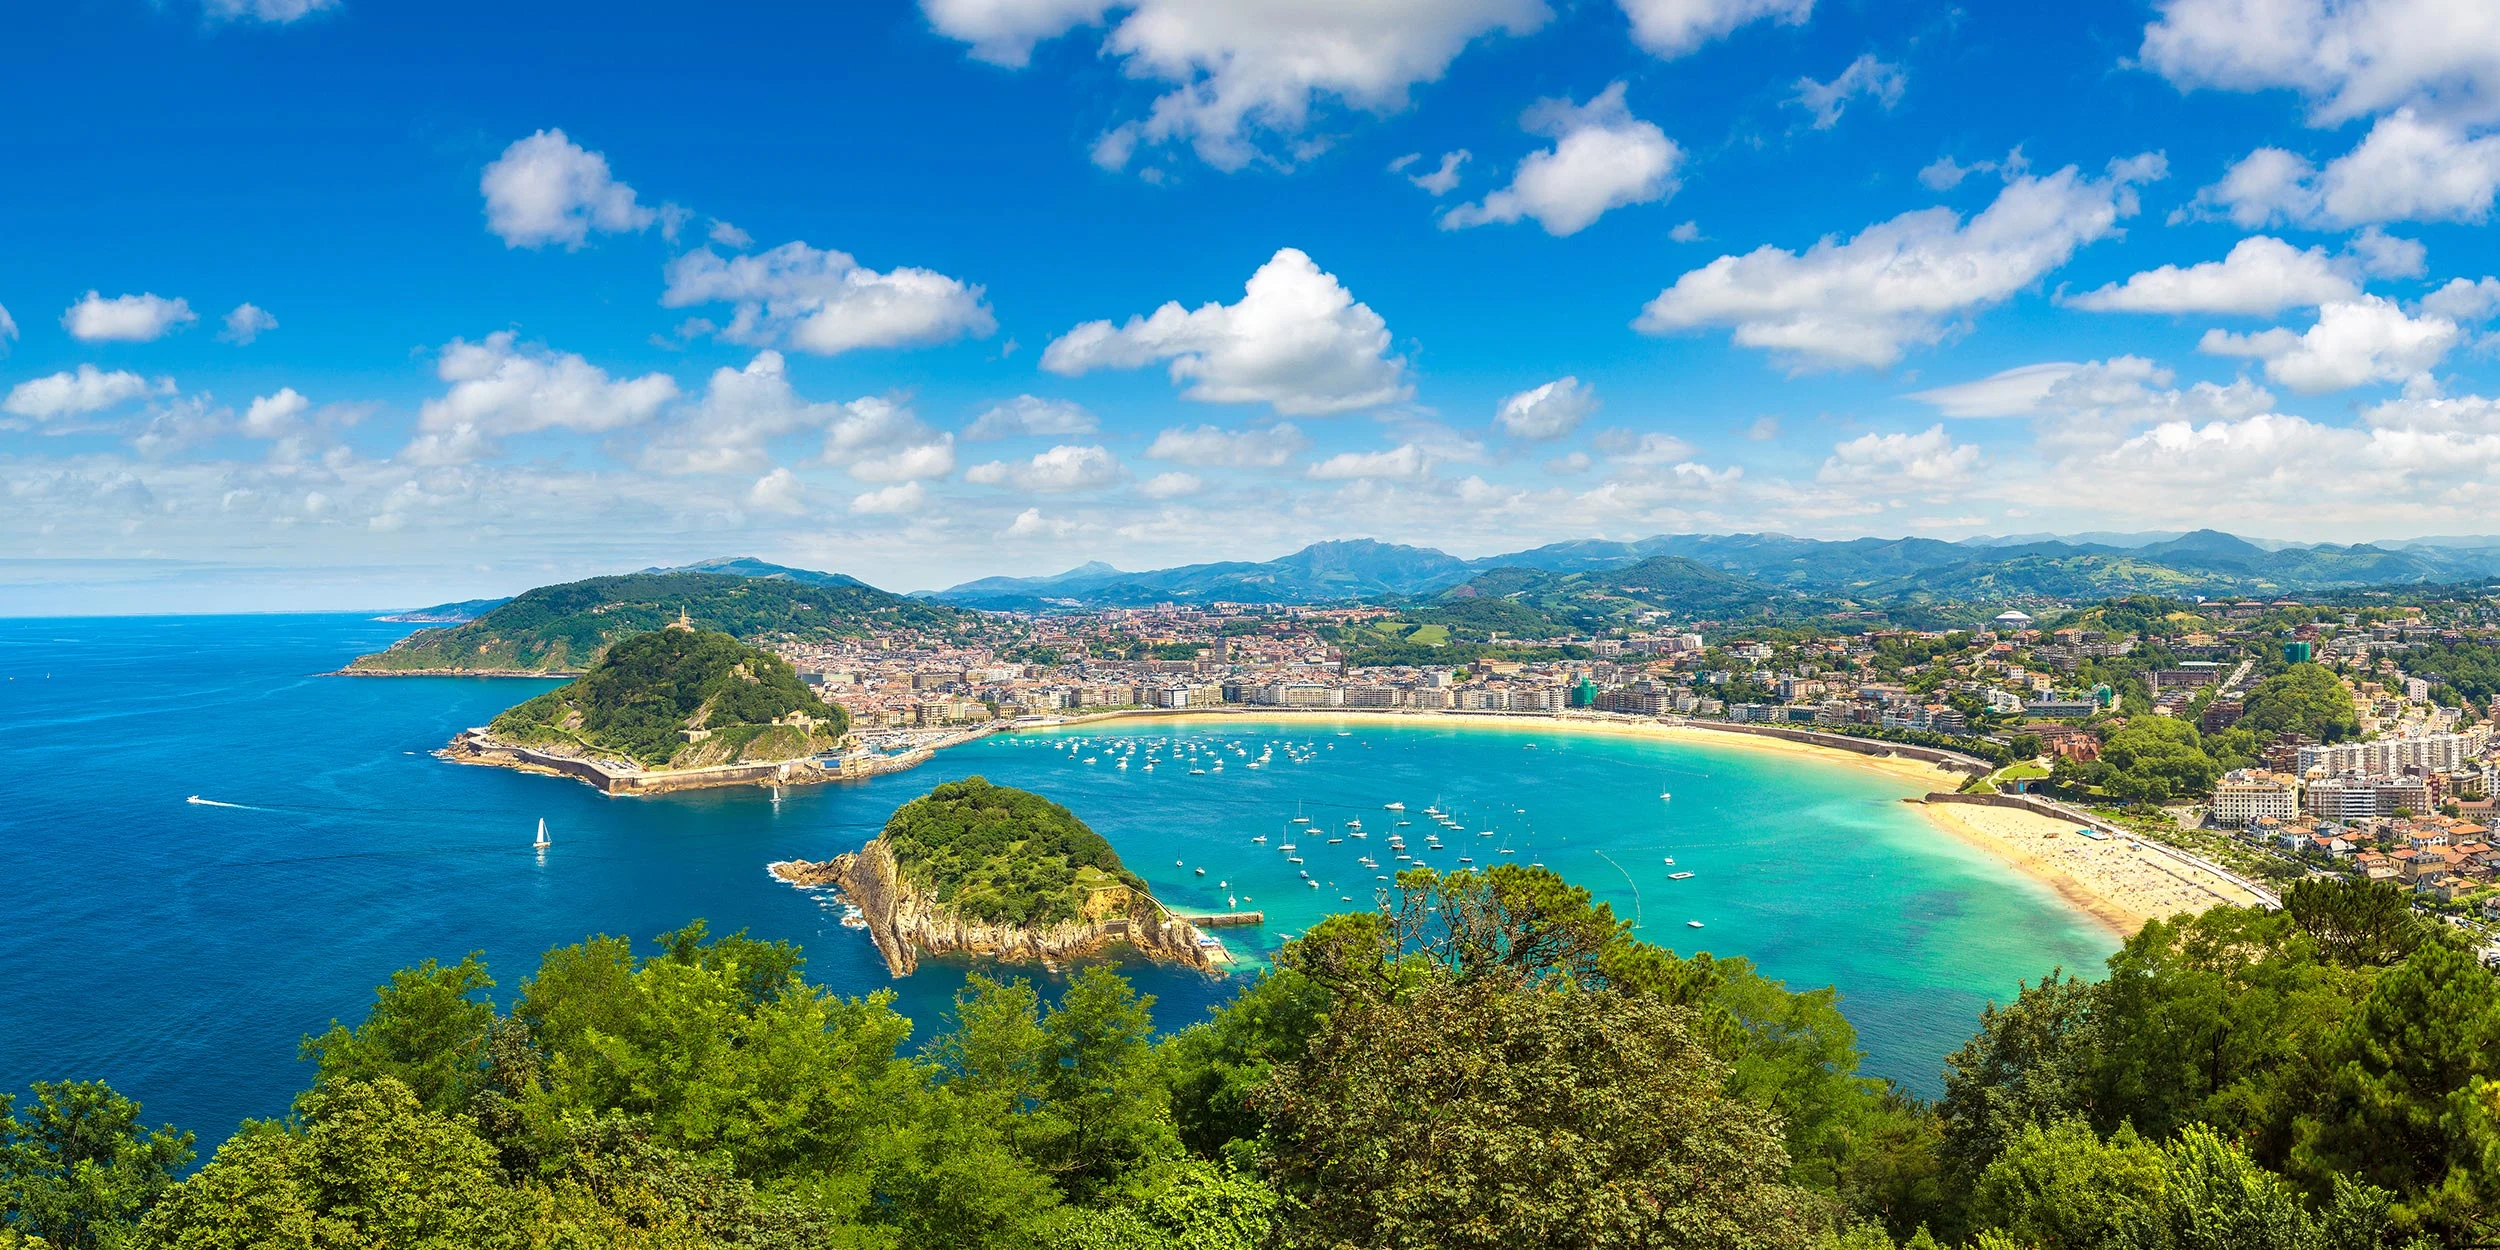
[1000, 706, 1975, 793]
[1914, 799, 2269, 935]
[991, 708, 2262, 937]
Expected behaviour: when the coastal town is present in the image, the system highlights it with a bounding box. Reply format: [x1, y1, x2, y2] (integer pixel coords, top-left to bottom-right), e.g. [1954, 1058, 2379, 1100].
[762, 593, 2500, 948]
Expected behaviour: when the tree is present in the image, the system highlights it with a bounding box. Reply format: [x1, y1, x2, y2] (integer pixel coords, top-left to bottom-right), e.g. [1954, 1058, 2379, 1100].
[1968, 1118, 2164, 1250]
[1260, 980, 1821, 1250]
[299, 955, 496, 1114]
[2283, 878, 2431, 969]
[0, 1083, 192, 1250]
[1935, 973, 2101, 1182]
[2097, 719, 2219, 805]
[1159, 969, 1331, 1168]
[133, 1080, 529, 1250]
[2237, 664, 2360, 744]
[2290, 940, 2500, 1241]
[931, 968, 1178, 1201]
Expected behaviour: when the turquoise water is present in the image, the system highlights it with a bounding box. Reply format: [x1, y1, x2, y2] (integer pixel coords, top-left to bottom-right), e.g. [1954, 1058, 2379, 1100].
[0, 614, 2112, 1148]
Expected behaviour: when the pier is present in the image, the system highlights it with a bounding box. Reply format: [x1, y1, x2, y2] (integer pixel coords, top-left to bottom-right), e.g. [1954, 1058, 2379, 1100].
[1183, 911, 1266, 928]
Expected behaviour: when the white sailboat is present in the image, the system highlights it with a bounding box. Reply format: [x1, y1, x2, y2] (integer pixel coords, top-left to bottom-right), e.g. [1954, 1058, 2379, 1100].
[533, 818, 550, 850]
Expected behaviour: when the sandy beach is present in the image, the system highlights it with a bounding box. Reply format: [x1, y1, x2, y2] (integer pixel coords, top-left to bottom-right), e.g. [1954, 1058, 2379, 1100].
[1003, 707, 2264, 937]
[1916, 801, 2268, 935]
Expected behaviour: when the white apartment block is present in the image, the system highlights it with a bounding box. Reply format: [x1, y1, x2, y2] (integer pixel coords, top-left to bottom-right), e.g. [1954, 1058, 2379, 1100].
[2296, 728, 2490, 776]
[2212, 771, 2302, 827]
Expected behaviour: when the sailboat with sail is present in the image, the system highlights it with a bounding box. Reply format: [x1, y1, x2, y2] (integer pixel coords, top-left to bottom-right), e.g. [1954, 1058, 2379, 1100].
[533, 818, 550, 850]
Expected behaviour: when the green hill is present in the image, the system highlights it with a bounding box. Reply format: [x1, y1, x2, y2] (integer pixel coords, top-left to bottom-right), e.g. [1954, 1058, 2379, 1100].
[882, 777, 1147, 927]
[487, 628, 846, 769]
[347, 570, 963, 673]
[1436, 554, 1787, 630]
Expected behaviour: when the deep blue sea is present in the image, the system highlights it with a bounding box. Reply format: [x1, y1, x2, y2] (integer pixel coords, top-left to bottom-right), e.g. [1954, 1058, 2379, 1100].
[0, 614, 2113, 1148]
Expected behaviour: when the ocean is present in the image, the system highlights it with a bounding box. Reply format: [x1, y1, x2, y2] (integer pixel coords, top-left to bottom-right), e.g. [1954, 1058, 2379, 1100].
[0, 613, 2113, 1148]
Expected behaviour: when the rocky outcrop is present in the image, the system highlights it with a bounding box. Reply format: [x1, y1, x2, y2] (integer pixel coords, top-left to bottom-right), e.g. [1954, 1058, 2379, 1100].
[771, 838, 1218, 977]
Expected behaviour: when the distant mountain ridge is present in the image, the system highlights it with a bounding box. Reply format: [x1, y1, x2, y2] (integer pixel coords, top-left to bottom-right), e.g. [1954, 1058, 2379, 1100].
[921, 529, 2500, 608]
[371, 532, 2500, 636]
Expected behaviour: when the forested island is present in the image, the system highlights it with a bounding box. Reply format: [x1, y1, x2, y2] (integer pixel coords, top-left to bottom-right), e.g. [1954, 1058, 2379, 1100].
[6, 869, 2490, 1249]
[773, 778, 1217, 975]
[447, 627, 848, 792]
[343, 568, 965, 674]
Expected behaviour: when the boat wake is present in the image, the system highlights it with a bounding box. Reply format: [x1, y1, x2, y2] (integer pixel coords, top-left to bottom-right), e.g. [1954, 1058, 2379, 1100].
[184, 795, 266, 811]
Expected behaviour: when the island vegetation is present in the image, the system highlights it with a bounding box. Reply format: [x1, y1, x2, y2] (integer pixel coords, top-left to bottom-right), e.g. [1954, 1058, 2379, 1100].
[773, 779, 1207, 975]
[345, 570, 967, 674]
[486, 627, 846, 769]
[882, 778, 1145, 927]
[9, 869, 2494, 1249]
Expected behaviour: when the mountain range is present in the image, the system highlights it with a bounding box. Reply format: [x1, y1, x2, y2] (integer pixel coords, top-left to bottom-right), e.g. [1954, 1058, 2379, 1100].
[381, 532, 2500, 629]
[912, 532, 2500, 610]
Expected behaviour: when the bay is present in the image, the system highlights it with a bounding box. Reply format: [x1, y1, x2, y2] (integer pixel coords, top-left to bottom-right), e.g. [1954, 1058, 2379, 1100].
[0, 613, 2112, 1149]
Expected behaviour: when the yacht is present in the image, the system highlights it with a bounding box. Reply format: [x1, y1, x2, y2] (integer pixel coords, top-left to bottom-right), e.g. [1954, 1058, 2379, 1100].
[1669, 871, 1695, 880]
[1383, 801, 1405, 812]
[533, 818, 550, 850]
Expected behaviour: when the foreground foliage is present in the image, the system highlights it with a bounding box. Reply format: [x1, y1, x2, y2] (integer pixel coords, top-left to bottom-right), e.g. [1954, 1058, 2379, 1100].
[6, 873, 2493, 1249]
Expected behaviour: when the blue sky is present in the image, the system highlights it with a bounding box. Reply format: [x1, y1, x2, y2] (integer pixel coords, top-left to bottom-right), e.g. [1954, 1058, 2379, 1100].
[7, 0, 2500, 611]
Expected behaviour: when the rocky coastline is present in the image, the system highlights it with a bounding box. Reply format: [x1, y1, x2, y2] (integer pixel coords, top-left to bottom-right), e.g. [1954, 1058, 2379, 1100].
[770, 837, 1220, 977]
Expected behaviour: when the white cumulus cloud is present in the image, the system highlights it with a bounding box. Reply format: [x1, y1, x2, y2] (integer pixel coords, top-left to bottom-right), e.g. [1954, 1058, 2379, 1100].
[1790, 53, 1904, 129]
[2422, 276, 2500, 321]
[2198, 295, 2460, 392]
[1139, 471, 1202, 498]
[220, 303, 279, 345]
[402, 332, 679, 464]
[63, 291, 196, 343]
[1307, 443, 1437, 482]
[927, 0, 1550, 171]
[2184, 111, 2500, 228]
[851, 481, 928, 514]
[965, 395, 1099, 440]
[1003, 506, 1077, 538]
[2065, 235, 2357, 315]
[1493, 376, 1598, 440]
[1621, 0, 1813, 59]
[2141, 0, 2500, 126]
[662, 241, 996, 356]
[1637, 155, 2164, 368]
[3, 365, 169, 420]
[241, 388, 312, 437]
[1397, 150, 1471, 195]
[636, 351, 838, 475]
[1818, 424, 1978, 486]
[1143, 422, 1310, 467]
[1442, 83, 1680, 236]
[748, 467, 807, 515]
[480, 129, 657, 250]
[0, 303, 15, 355]
[1042, 248, 1408, 414]
[966, 443, 1123, 491]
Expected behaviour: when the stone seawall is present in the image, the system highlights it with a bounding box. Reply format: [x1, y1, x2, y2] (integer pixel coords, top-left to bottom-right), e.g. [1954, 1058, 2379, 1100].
[1686, 722, 1996, 775]
[1922, 791, 2282, 908]
[445, 730, 828, 796]
[772, 839, 1219, 977]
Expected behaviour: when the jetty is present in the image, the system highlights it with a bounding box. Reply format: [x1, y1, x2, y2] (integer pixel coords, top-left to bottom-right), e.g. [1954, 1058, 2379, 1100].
[1180, 910, 1265, 928]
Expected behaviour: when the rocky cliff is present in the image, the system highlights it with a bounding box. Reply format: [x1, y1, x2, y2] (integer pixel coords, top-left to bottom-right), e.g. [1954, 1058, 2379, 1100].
[771, 837, 1217, 977]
